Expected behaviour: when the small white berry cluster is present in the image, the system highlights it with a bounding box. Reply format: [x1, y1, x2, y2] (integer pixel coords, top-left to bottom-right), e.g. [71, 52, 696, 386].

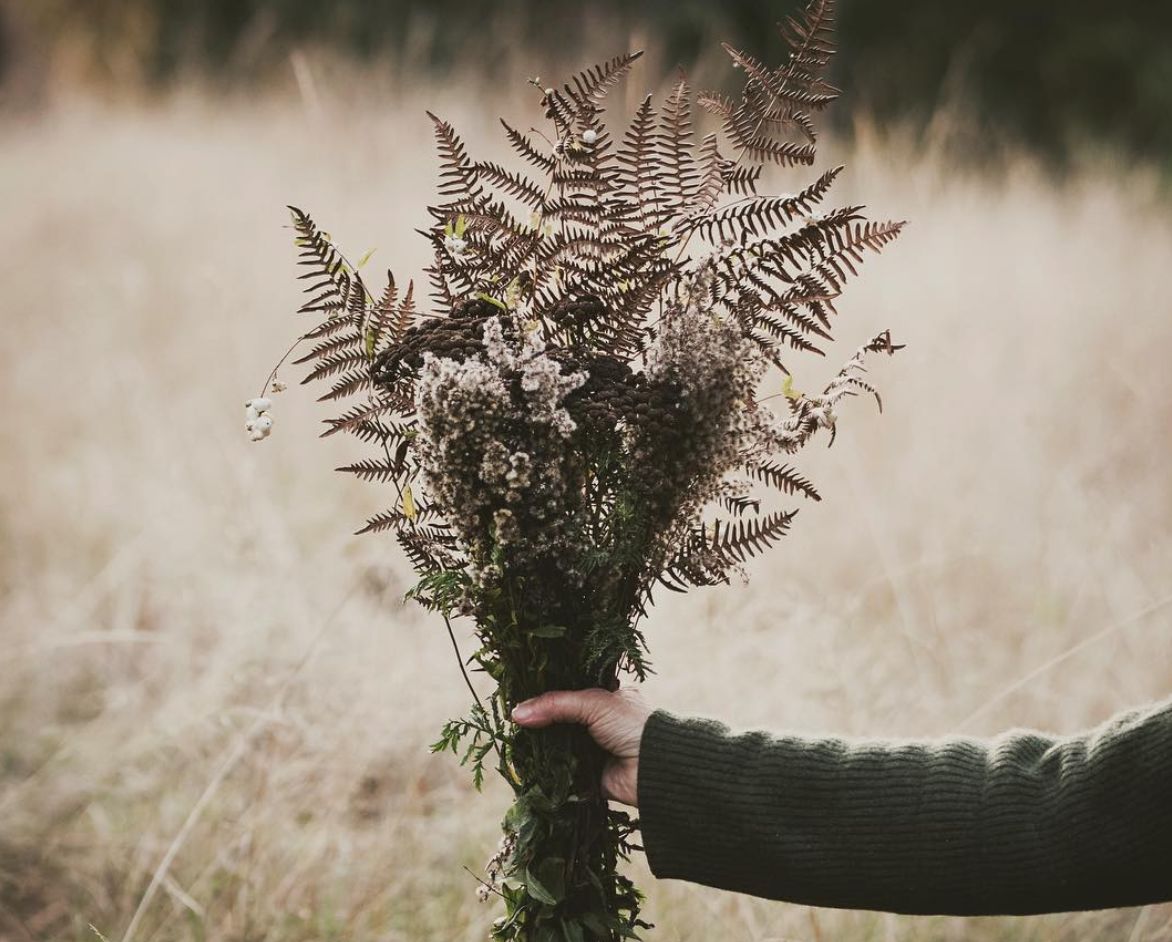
[443, 233, 468, 257]
[245, 397, 274, 442]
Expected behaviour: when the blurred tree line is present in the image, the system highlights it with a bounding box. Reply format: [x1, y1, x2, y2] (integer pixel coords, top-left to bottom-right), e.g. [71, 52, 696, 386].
[2, 0, 1170, 167]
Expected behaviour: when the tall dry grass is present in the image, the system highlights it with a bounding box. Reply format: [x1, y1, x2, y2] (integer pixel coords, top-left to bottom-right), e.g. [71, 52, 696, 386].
[1, 74, 1171, 941]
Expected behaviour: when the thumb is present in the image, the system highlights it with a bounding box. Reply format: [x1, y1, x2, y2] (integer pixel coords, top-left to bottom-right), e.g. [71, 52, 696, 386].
[512, 689, 610, 729]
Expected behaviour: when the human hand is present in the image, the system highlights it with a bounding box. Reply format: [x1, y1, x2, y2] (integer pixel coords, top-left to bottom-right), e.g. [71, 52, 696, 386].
[512, 687, 652, 807]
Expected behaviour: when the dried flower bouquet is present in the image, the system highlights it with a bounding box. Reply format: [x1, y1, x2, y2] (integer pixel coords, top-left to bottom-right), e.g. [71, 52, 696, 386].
[258, 1, 903, 938]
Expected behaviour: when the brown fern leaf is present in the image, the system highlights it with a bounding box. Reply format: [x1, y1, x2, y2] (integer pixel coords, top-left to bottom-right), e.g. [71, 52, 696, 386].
[427, 111, 483, 206]
[337, 456, 413, 483]
[721, 494, 762, 517]
[501, 120, 555, 175]
[293, 328, 365, 367]
[709, 510, 798, 566]
[800, 219, 907, 289]
[652, 78, 700, 225]
[302, 316, 360, 341]
[688, 133, 726, 220]
[318, 368, 373, 403]
[394, 528, 457, 575]
[738, 304, 826, 356]
[724, 163, 764, 196]
[612, 95, 664, 229]
[300, 349, 371, 385]
[289, 206, 360, 316]
[746, 461, 822, 501]
[321, 401, 413, 439]
[367, 276, 417, 356]
[657, 526, 728, 592]
[685, 166, 843, 241]
[555, 51, 645, 126]
[722, 41, 838, 114]
[699, 0, 839, 175]
[357, 499, 450, 535]
[476, 161, 548, 211]
[778, 0, 839, 101]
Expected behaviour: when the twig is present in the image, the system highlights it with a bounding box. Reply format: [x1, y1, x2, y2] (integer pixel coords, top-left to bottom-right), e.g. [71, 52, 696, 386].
[462, 865, 506, 899]
[956, 591, 1172, 732]
[443, 612, 487, 716]
[119, 584, 360, 942]
[442, 613, 505, 764]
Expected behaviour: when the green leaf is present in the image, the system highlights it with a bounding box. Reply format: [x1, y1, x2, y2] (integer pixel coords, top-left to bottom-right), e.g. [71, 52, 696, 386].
[525, 857, 566, 906]
[357, 247, 377, 269]
[529, 624, 566, 639]
[580, 912, 614, 937]
[561, 919, 586, 942]
[474, 292, 508, 311]
[364, 329, 376, 356]
[455, 214, 468, 237]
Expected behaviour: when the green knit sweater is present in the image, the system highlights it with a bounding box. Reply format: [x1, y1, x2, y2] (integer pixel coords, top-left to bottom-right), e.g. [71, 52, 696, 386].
[637, 698, 1172, 915]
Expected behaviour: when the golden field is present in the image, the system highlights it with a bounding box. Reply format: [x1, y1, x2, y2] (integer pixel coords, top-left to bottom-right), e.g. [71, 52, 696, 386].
[1, 69, 1171, 941]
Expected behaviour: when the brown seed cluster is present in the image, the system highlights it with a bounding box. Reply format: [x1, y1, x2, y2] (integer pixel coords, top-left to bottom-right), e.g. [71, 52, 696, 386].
[372, 294, 691, 437]
[372, 302, 496, 384]
[563, 360, 689, 435]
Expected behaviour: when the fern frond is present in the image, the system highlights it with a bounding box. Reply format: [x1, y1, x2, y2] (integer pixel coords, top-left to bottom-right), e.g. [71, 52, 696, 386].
[321, 400, 412, 438]
[300, 349, 371, 385]
[652, 78, 699, 225]
[501, 120, 555, 174]
[289, 206, 364, 317]
[427, 111, 483, 205]
[367, 276, 416, 356]
[684, 166, 842, 241]
[778, 0, 839, 101]
[476, 161, 548, 210]
[293, 328, 365, 367]
[558, 51, 645, 124]
[358, 504, 447, 535]
[720, 494, 762, 517]
[746, 461, 822, 501]
[318, 368, 373, 403]
[337, 456, 410, 483]
[708, 510, 798, 565]
[395, 528, 455, 575]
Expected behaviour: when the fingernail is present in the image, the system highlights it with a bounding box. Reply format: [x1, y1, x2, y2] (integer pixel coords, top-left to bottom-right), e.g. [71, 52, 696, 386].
[512, 702, 533, 722]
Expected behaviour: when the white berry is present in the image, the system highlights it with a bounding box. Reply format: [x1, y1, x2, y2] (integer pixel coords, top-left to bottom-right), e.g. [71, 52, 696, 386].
[582, 128, 598, 145]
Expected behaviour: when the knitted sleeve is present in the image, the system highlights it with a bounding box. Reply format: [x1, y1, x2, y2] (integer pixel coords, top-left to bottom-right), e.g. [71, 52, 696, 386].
[636, 698, 1172, 914]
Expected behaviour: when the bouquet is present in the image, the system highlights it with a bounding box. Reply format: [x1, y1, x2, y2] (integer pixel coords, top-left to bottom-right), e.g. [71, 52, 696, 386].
[252, 1, 903, 938]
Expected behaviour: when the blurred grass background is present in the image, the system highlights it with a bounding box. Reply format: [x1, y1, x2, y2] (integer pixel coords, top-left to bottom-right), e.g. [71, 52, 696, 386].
[4, 0, 1172, 168]
[2, 2, 1172, 941]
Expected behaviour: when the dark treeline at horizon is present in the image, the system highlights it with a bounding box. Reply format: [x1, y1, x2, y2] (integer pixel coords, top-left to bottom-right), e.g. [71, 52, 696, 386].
[2, 0, 1170, 168]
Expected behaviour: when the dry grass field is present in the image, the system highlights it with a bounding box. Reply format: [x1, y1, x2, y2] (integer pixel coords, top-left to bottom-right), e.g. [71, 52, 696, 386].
[1, 72, 1171, 941]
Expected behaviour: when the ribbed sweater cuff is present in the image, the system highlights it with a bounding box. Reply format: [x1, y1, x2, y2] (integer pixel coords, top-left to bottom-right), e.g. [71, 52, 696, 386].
[637, 709, 770, 891]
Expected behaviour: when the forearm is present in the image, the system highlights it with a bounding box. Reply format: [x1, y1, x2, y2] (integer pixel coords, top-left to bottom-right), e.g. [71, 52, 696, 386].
[637, 699, 1172, 915]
